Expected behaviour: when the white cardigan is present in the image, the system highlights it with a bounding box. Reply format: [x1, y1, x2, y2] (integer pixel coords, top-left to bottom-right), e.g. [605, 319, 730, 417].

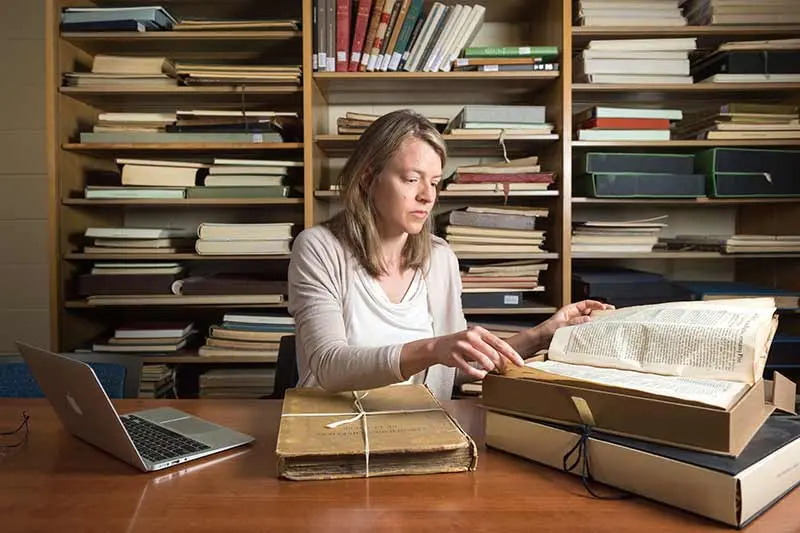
[287, 225, 469, 400]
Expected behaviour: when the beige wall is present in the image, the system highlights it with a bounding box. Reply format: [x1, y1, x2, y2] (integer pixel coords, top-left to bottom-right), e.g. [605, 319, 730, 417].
[0, 0, 50, 352]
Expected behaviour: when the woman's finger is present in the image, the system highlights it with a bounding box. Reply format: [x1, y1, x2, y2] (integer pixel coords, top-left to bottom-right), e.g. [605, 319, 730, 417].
[480, 332, 524, 366]
[451, 353, 487, 380]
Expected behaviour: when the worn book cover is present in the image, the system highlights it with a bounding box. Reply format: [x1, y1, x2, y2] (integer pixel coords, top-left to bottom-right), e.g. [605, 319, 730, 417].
[276, 384, 478, 480]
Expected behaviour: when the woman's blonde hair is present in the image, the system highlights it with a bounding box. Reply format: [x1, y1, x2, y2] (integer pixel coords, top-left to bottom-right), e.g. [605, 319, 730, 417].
[324, 109, 446, 277]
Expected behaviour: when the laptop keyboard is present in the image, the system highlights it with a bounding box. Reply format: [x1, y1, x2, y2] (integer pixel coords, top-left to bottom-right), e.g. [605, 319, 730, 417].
[121, 415, 211, 463]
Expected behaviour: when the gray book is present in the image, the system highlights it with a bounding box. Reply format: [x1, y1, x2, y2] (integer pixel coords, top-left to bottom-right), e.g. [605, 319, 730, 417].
[80, 131, 284, 143]
[451, 105, 547, 127]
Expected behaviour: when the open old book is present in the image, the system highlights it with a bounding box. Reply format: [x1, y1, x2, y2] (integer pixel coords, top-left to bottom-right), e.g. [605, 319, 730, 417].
[528, 297, 778, 410]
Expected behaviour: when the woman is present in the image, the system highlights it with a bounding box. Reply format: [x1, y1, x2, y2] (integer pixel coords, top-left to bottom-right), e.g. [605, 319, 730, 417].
[287, 109, 609, 400]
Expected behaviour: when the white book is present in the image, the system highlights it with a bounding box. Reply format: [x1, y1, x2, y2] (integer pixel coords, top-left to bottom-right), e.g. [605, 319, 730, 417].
[115, 158, 207, 168]
[582, 50, 688, 60]
[583, 73, 693, 84]
[212, 158, 303, 167]
[586, 37, 696, 51]
[84, 227, 192, 239]
[580, 16, 687, 26]
[577, 129, 671, 141]
[423, 4, 461, 72]
[404, 3, 445, 72]
[580, 58, 690, 76]
[431, 5, 471, 72]
[439, 5, 485, 72]
[585, 106, 683, 120]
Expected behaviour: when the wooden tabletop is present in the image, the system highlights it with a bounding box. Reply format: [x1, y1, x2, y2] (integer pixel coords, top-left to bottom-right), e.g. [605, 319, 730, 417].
[1, 398, 798, 533]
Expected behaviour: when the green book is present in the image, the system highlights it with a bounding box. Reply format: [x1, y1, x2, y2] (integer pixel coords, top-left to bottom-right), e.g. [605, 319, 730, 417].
[463, 45, 559, 60]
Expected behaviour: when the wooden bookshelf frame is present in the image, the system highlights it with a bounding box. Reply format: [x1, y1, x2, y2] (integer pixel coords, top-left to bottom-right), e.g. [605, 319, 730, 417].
[46, 0, 800, 362]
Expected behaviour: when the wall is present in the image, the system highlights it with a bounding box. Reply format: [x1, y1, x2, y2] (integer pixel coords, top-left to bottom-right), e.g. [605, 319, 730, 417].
[0, 0, 50, 352]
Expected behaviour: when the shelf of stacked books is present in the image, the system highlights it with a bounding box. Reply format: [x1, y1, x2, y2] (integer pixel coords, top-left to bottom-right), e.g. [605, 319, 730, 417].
[566, 0, 800, 319]
[50, 2, 307, 397]
[310, 0, 561, 104]
[308, 0, 567, 318]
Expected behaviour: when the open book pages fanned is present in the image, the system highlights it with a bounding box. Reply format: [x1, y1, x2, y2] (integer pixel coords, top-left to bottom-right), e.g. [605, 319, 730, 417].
[538, 298, 778, 409]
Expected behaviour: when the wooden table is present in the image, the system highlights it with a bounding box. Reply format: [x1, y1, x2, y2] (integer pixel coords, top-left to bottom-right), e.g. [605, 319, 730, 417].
[1, 399, 798, 533]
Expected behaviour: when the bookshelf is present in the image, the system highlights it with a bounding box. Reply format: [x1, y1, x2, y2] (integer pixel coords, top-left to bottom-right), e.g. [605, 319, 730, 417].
[45, 0, 800, 397]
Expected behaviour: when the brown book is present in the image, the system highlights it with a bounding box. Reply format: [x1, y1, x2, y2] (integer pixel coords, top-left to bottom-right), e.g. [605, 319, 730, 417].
[276, 385, 478, 480]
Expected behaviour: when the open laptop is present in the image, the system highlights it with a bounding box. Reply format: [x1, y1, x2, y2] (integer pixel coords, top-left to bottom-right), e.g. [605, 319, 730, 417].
[15, 342, 255, 472]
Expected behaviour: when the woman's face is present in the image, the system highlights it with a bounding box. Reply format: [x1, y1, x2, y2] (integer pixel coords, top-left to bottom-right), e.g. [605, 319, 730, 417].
[371, 136, 442, 238]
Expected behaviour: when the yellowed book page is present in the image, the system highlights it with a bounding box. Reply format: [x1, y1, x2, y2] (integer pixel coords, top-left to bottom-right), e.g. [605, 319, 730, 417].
[548, 298, 776, 385]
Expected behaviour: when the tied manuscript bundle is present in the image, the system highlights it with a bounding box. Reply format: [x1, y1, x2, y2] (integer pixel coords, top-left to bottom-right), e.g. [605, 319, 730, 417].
[276, 384, 478, 481]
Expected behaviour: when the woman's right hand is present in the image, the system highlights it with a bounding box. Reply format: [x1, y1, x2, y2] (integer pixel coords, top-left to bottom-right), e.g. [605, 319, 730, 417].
[430, 325, 524, 379]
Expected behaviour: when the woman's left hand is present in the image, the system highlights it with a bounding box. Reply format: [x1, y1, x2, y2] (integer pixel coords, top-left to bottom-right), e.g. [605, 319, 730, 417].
[540, 299, 614, 341]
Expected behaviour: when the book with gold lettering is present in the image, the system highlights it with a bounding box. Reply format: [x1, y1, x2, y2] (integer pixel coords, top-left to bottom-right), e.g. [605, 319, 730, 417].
[275, 384, 478, 480]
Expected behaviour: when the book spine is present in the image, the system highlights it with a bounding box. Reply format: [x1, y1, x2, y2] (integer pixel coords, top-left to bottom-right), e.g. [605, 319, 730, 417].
[335, 0, 351, 71]
[368, 0, 398, 71]
[348, 0, 372, 71]
[358, 0, 386, 71]
[388, 0, 422, 71]
[380, 0, 411, 71]
[317, 0, 328, 71]
[327, 0, 336, 71]
[397, 12, 425, 70]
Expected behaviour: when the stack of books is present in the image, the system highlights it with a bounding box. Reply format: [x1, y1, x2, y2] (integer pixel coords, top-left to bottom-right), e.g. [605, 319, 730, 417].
[90, 112, 177, 133]
[574, 0, 688, 26]
[314, 1, 488, 73]
[139, 365, 174, 399]
[194, 222, 296, 255]
[82, 227, 195, 255]
[79, 109, 300, 144]
[335, 111, 448, 134]
[91, 322, 196, 355]
[198, 313, 294, 359]
[576, 38, 696, 84]
[63, 55, 177, 89]
[692, 39, 800, 84]
[60, 5, 178, 32]
[199, 368, 276, 398]
[452, 45, 559, 72]
[572, 215, 669, 254]
[662, 234, 800, 254]
[442, 156, 555, 196]
[439, 205, 549, 254]
[171, 18, 300, 31]
[681, 0, 800, 25]
[675, 103, 800, 140]
[174, 63, 302, 86]
[574, 106, 683, 141]
[443, 105, 553, 137]
[193, 158, 301, 199]
[459, 259, 548, 309]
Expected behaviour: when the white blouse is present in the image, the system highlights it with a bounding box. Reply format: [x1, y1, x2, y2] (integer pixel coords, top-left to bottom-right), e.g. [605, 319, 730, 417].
[344, 266, 434, 385]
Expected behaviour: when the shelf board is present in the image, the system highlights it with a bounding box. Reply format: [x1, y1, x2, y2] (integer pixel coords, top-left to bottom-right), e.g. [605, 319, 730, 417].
[313, 71, 560, 104]
[456, 253, 558, 260]
[59, 85, 302, 110]
[572, 252, 800, 259]
[573, 197, 800, 205]
[464, 305, 558, 315]
[573, 139, 800, 149]
[63, 198, 303, 207]
[572, 25, 800, 46]
[61, 30, 302, 59]
[62, 142, 303, 154]
[314, 190, 559, 200]
[317, 133, 559, 156]
[64, 253, 290, 261]
[65, 299, 288, 308]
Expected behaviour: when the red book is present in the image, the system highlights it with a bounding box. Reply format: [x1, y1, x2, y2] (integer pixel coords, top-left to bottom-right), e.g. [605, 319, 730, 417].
[348, 0, 373, 71]
[335, 0, 351, 71]
[454, 172, 556, 184]
[583, 118, 671, 130]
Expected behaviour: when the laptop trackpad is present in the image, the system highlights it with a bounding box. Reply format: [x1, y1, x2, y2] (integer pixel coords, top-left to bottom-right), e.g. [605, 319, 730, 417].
[164, 417, 220, 436]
